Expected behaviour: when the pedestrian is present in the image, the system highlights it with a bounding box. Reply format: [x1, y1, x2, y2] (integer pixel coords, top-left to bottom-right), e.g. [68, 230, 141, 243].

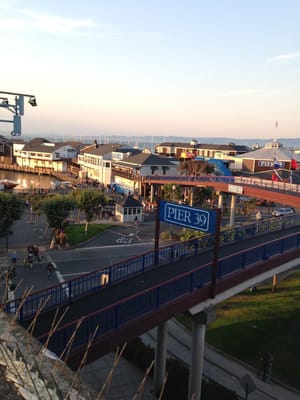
[27, 251, 34, 269]
[33, 245, 42, 261]
[256, 211, 262, 222]
[46, 262, 54, 279]
[10, 250, 17, 266]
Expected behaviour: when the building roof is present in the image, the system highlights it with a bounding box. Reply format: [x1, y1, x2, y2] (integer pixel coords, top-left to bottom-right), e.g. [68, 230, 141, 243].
[116, 150, 177, 167]
[22, 141, 73, 153]
[29, 137, 51, 145]
[156, 141, 250, 152]
[80, 143, 122, 156]
[238, 146, 297, 161]
[120, 195, 143, 208]
[113, 148, 141, 156]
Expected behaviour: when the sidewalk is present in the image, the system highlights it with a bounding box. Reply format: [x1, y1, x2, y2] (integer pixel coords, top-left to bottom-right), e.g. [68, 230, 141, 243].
[0, 210, 50, 275]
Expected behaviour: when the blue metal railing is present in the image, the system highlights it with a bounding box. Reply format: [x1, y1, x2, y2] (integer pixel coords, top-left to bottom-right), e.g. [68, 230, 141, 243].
[38, 231, 300, 355]
[4, 214, 300, 320]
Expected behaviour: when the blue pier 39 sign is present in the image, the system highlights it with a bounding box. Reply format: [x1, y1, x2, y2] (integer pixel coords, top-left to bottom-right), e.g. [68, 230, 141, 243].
[159, 200, 217, 234]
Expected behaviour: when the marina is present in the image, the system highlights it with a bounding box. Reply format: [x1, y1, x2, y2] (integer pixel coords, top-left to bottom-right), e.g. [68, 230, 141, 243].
[0, 170, 62, 191]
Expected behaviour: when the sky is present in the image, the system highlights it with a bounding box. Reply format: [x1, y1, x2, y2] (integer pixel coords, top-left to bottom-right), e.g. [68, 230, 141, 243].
[1, 0, 300, 140]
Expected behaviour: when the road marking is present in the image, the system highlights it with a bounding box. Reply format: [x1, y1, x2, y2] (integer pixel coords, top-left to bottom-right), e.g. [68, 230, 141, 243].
[46, 256, 70, 298]
[75, 242, 153, 251]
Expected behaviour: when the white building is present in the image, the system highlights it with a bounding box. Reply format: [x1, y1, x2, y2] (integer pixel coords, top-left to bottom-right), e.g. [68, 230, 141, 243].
[13, 138, 77, 172]
[112, 148, 179, 195]
[77, 143, 121, 185]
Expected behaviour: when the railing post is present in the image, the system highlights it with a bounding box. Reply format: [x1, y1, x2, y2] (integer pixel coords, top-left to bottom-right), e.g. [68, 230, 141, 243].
[280, 238, 285, 254]
[218, 261, 222, 278]
[115, 305, 120, 329]
[211, 208, 221, 298]
[263, 244, 268, 260]
[193, 239, 198, 255]
[156, 287, 160, 308]
[68, 281, 72, 302]
[241, 252, 246, 268]
[154, 200, 161, 265]
[170, 245, 174, 262]
[190, 271, 194, 290]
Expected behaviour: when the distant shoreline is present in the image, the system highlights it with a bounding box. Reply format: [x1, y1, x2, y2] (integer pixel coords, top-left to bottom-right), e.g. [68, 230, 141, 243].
[19, 135, 300, 150]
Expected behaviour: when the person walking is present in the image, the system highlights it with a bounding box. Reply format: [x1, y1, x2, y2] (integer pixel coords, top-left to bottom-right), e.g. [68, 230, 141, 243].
[10, 250, 17, 266]
[46, 262, 54, 279]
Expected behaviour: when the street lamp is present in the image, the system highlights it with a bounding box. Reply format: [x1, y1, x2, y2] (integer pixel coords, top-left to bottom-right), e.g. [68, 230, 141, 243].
[0, 90, 37, 136]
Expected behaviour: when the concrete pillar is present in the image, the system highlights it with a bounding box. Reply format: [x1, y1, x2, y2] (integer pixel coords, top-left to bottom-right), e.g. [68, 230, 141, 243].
[150, 184, 154, 203]
[153, 321, 168, 396]
[188, 309, 216, 400]
[217, 192, 223, 210]
[188, 318, 206, 400]
[229, 193, 236, 228]
[189, 187, 194, 206]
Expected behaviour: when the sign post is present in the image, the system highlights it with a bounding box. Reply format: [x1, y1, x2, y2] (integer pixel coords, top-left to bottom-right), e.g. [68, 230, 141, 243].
[210, 208, 221, 298]
[154, 200, 161, 265]
[156, 200, 221, 296]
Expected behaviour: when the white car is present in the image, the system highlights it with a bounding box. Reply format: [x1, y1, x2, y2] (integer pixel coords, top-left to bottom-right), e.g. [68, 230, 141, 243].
[272, 207, 295, 217]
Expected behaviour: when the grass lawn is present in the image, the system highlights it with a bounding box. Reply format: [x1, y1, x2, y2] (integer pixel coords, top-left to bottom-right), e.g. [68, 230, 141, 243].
[179, 271, 300, 389]
[65, 223, 113, 246]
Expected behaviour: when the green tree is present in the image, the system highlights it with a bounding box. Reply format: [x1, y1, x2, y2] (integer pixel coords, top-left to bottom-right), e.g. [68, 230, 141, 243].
[41, 195, 76, 248]
[77, 189, 107, 235]
[28, 194, 44, 227]
[193, 186, 215, 206]
[178, 159, 215, 176]
[0, 192, 25, 238]
[162, 184, 182, 202]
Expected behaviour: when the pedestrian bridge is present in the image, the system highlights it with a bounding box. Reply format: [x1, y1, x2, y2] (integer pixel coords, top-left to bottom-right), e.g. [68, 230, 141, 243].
[4, 214, 300, 369]
[145, 175, 300, 208]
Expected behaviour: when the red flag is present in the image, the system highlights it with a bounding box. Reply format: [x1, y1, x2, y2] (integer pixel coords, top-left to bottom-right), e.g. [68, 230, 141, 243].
[291, 159, 297, 170]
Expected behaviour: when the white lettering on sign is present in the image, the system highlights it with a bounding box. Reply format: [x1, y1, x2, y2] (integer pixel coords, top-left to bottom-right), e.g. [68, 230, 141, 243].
[194, 212, 208, 227]
[166, 206, 192, 224]
[164, 204, 210, 231]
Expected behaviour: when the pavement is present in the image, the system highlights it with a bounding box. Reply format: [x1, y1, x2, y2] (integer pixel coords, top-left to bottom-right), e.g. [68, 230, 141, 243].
[0, 208, 300, 399]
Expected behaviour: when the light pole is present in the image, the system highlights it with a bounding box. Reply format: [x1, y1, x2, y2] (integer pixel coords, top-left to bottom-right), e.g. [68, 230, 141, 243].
[0, 90, 37, 136]
[169, 185, 176, 238]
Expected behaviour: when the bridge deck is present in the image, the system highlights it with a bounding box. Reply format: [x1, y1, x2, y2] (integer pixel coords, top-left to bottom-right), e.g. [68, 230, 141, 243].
[19, 225, 300, 368]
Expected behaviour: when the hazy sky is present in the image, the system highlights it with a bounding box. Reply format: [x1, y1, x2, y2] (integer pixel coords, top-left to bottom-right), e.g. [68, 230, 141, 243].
[1, 0, 300, 139]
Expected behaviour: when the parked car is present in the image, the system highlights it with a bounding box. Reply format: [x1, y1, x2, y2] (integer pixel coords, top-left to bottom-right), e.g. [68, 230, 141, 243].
[272, 207, 295, 217]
